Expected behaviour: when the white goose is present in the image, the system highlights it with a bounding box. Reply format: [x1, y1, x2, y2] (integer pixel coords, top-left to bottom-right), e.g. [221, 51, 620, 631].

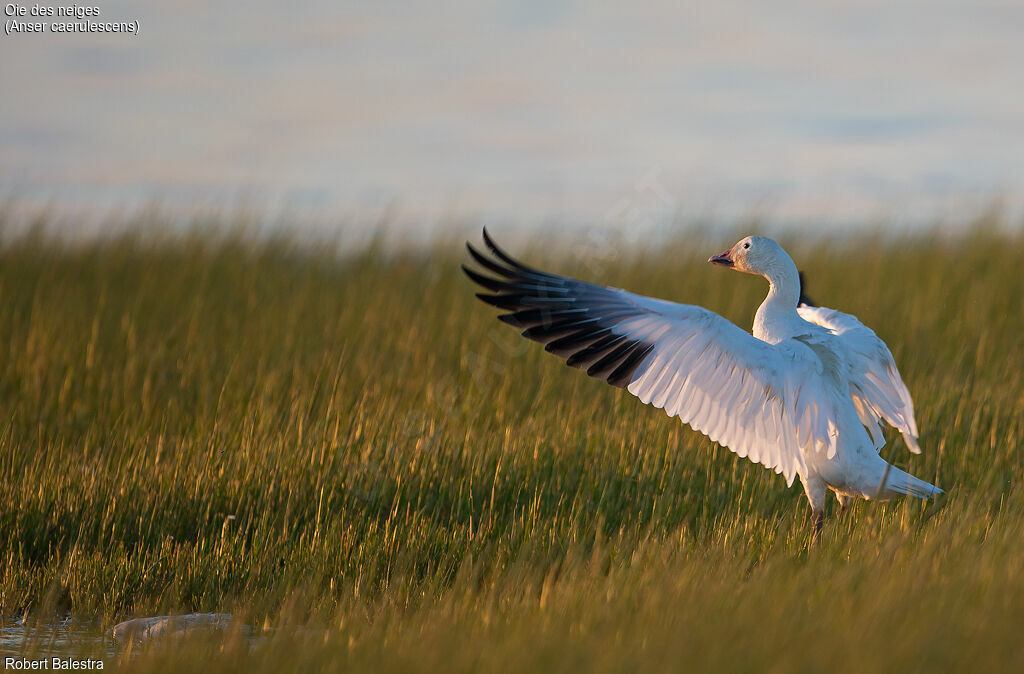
[464, 230, 942, 537]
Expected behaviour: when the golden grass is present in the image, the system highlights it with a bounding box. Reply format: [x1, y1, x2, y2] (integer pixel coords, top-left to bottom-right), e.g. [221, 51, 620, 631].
[1, 221, 1022, 671]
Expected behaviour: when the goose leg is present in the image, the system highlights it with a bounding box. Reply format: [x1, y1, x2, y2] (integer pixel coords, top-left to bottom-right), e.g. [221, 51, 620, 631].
[812, 510, 824, 542]
[835, 493, 852, 517]
[801, 474, 828, 544]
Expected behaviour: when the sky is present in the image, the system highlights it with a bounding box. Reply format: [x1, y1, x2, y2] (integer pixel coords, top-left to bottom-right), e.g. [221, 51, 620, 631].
[2, 0, 1023, 236]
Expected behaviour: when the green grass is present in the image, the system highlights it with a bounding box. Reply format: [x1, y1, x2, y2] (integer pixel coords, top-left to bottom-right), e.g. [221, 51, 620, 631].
[0, 221, 1022, 671]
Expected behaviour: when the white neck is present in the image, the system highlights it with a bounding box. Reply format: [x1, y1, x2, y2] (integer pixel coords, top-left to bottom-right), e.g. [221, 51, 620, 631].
[752, 253, 802, 342]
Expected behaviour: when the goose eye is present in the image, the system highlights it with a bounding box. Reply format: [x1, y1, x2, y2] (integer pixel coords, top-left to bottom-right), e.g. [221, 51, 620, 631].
[743, 242, 750, 249]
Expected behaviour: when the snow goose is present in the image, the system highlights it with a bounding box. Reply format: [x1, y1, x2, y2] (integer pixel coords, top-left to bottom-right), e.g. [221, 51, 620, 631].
[463, 230, 942, 538]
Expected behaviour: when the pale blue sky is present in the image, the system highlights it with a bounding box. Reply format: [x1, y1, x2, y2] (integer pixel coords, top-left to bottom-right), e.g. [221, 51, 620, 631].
[2, 1, 1022, 234]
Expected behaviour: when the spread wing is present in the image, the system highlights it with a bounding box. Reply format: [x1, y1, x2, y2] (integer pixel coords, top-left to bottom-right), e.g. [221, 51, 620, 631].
[464, 230, 842, 485]
[797, 305, 921, 453]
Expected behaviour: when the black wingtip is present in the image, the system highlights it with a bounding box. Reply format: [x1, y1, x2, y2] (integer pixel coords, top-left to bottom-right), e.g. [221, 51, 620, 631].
[606, 343, 655, 388]
[481, 228, 541, 274]
[462, 264, 513, 292]
[464, 232, 657, 390]
[797, 271, 817, 308]
[481, 227, 514, 264]
[475, 292, 505, 308]
[497, 313, 524, 327]
[465, 241, 517, 278]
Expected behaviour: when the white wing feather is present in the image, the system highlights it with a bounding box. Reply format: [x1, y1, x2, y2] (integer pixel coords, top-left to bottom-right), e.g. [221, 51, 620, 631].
[797, 305, 921, 453]
[466, 234, 845, 486]
[618, 301, 842, 485]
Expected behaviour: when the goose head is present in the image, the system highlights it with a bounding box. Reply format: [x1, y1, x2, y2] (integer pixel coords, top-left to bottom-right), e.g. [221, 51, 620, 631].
[708, 236, 789, 277]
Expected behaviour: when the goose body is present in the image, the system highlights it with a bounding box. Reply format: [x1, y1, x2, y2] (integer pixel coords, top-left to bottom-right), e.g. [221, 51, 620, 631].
[464, 231, 942, 537]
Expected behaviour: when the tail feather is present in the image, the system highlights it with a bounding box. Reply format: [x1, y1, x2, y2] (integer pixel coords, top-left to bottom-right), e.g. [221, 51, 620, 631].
[878, 465, 943, 499]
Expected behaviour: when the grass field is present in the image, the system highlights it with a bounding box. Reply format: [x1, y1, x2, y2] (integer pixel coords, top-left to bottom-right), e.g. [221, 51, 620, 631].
[1, 220, 1022, 672]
